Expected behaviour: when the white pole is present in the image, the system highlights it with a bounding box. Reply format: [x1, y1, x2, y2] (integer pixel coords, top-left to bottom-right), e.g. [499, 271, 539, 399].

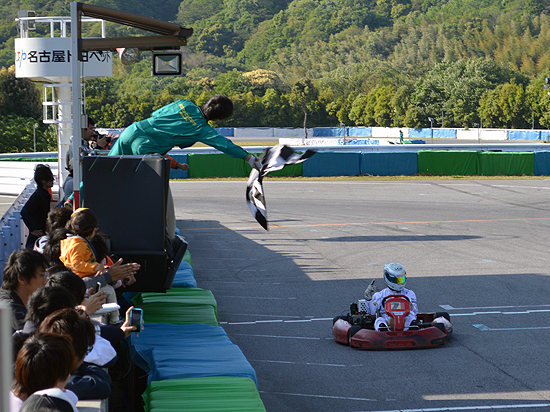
[0, 303, 12, 412]
[71, 2, 82, 208]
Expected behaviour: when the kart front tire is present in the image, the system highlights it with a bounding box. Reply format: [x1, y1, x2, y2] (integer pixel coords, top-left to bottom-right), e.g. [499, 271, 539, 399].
[333, 316, 348, 325]
[348, 326, 362, 343]
[434, 312, 451, 322]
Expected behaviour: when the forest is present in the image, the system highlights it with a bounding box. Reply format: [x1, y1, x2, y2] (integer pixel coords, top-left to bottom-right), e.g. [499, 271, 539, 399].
[1, 0, 550, 152]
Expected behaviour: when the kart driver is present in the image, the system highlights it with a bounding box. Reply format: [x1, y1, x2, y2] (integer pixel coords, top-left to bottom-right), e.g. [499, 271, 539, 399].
[363, 262, 418, 331]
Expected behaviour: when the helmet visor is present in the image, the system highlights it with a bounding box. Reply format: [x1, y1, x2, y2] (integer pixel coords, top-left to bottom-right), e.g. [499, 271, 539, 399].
[388, 275, 406, 285]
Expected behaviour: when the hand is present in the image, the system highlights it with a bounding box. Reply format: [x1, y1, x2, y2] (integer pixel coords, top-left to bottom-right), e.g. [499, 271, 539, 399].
[176, 163, 189, 171]
[107, 258, 140, 282]
[120, 306, 143, 338]
[82, 289, 106, 315]
[246, 155, 262, 170]
[30, 230, 44, 237]
[364, 280, 376, 300]
[96, 135, 108, 149]
[122, 274, 136, 287]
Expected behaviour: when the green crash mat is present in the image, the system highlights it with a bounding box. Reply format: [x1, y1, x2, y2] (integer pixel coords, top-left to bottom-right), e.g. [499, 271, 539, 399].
[478, 151, 534, 176]
[143, 376, 266, 412]
[417, 150, 480, 175]
[132, 288, 218, 326]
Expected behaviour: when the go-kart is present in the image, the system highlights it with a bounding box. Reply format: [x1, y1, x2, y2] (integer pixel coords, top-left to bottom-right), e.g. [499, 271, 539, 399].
[332, 295, 452, 350]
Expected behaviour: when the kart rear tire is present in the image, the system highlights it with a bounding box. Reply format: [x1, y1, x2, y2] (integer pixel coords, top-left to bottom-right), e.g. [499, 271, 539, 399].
[333, 316, 348, 325]
[348, 326, 362, 343]
[434, 312, 451, 322]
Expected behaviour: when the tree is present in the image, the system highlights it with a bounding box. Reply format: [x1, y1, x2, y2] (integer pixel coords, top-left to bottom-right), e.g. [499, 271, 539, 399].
[0, 65, 41, 119]
[288, 79, 318, 137]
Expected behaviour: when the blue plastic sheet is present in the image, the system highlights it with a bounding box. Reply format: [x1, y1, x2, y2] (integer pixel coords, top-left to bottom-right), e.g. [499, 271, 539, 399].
[171, 261, 197, 288]
[347, 127, 372, 137]
[130, 323, 257, 385]
[433, 129, 457, 139]
[168, 154, 189, 179]
[534, 151, 550, 176]
[215, 128, 234, 137]
[361, 152, 418, 176]
[508, 130, 541, 141]
[303, 152, 361, 177]
[409, 128, 432, 138]
[313, 127, 345, 137]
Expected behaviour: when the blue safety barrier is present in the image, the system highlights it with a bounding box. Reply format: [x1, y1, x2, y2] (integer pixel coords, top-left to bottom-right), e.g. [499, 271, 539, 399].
[534, 151, 550, 175]
[303, 152, 361, 177]
[361, 152, 418, 176]
[215, 128, 234, 137]
[409, 128, 432, 138]
[433, 129, 457, 139]
[313, 127, 345, 137]
[508, 130, 541, 141]
[540, 131, 550, 142]
[168, 154, 189, 179]
[130, 323, 258, 385]
[171, 261, 197, 288]
[347, 127, 372, 137]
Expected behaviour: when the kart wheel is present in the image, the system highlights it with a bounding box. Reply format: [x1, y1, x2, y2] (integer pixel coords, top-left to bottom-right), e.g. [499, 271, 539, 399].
[434, 312, 451, 322]
[433, 322, 446, 333]
[333, 316, 348, 325]
[348, 326, 362, 343]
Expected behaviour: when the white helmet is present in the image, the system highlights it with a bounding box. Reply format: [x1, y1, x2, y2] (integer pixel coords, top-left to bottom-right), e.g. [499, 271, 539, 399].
[383, 262, 406, 292]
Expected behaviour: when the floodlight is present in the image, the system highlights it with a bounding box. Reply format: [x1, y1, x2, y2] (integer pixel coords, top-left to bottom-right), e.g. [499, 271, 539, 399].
[152, 52, 182, 76]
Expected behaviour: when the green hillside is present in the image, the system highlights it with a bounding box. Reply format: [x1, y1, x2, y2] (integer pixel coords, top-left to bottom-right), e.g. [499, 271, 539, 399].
[1, 0, 550, 149]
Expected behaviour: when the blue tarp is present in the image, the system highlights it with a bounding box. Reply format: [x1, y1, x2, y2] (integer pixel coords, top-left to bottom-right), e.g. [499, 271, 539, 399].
[508, 130, 541, 141]
[347, 127, 372, 137]
[361, 152, 418, 176]
[130, 323, 257, 385]
[540, 131, 550, 141]
[216, 128, 234, 137]
[409, 128, 432, 138]
[171, 261, 197, 288]
[433, 129, 457, 139]
[168, 154, 189, 179]
[534, 151, 550, 176]
[313, 127, 345, 137]
[302, 152, 361, 177]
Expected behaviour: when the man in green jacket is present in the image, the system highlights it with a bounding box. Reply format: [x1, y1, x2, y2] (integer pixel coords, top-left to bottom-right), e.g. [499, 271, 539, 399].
[109, 95, 260, 167]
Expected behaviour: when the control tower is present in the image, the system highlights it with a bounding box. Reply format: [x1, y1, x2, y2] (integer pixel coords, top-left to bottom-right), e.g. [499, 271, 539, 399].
[14, 11, 112, 194]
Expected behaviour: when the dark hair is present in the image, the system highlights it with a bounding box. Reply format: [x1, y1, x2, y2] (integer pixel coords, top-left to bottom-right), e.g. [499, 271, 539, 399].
[33, 164, 54, 188]
[25, 286, 77, 326]
[87, 116, 95, 127]
[13, 333, 75, 400]
[90, 232, 109, 263]
[1, 250, 48, 291]
[68, 208, 98, 239]
[40, 308, 95, 363]
[46, 269, 86, 305]
[201, 95, 233, 121]
[46, 207, 72, 234]
[43, 228, 71, 267]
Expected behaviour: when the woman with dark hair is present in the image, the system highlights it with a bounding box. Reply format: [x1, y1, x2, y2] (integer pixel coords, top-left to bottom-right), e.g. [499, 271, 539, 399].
[39, 308, 112, 401]
[11, 333, 78, 412]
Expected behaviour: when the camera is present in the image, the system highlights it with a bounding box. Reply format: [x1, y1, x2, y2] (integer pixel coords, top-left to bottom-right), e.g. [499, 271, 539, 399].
[92, 130, 112, 144]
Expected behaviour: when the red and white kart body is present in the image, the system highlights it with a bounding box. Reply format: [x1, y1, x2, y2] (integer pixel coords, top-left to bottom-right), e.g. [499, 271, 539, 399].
[332, 295, 452, 350]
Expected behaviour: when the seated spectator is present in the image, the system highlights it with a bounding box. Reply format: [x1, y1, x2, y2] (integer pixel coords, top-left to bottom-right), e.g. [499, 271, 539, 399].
[11, 333, 77, 412]
[0, 250, 48, 332]
[34, 206, 72, 253]
[21, 165, 55, 249]
[39, 308, 111, 400]
[19, 285, 77, 335]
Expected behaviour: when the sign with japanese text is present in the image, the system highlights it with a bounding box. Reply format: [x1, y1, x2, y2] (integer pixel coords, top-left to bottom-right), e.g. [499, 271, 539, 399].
[15, 37, 112, 82]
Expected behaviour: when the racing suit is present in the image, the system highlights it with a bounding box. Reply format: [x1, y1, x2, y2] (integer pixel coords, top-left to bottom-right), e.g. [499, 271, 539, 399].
[366, 287, 418, 331]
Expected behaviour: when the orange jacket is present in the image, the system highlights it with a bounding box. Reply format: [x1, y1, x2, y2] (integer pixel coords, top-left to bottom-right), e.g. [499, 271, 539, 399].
[59, 236, 99, 278]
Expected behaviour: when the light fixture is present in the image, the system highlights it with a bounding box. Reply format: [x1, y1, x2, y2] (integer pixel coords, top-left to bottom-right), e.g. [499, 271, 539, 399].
[117, 48, 140, 65]
[152, 52, 182, 76]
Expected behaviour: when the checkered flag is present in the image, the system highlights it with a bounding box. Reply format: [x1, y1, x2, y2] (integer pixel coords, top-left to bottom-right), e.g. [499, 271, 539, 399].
[246, 145, 316, 230]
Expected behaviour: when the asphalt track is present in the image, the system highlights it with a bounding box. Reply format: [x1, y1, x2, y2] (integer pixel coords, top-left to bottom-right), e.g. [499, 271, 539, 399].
[172, 178, 550, 412]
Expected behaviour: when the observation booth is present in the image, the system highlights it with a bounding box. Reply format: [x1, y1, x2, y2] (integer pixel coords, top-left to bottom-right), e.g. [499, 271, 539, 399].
[14, 7, 188, 293]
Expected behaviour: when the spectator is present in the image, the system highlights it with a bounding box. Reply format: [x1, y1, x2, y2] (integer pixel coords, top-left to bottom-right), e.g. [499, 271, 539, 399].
[11, 333, 77, 412]
[0, 250, 48, 332]
[59, 208, 120, 324]
[34, 206, 72, 253]
[21, 165, 55, 249]
[39, 308, 111, 401]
